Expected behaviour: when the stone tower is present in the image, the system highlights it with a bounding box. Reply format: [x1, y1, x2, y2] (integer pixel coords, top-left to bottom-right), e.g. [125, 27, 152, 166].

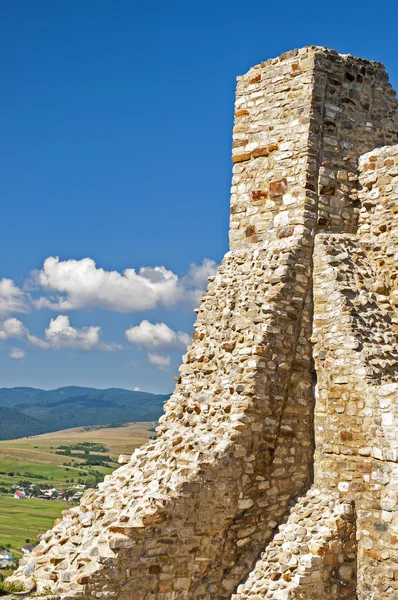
[9, 46, 398, 599]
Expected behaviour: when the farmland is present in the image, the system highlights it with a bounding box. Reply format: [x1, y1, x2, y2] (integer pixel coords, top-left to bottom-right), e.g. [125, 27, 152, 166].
[0, 422, 154, 551]
[0, 496, 65, 551]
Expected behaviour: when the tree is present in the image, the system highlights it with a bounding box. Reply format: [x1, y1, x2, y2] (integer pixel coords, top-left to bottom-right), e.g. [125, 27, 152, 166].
[30, 484, 41, 497]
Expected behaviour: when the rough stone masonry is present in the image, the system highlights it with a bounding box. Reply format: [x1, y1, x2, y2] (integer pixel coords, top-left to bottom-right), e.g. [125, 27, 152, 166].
[8, 46, 398, 599]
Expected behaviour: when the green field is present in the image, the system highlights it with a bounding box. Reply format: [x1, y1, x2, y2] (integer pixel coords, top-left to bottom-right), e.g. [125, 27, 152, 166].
[0, 423, 153, 552]
[0, 496, 66, 552]
[0, 458, 101, 490]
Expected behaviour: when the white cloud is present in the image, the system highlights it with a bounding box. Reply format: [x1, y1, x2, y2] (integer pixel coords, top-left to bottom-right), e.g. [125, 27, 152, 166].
[27, 333, 51, 349]
[44, 315, 101, 351]
[0, 315, 121, 352]
[9, 347, 26, 360]
[126, 320, 190, 372]
[125, 320, 190, 350]
[147, 353, 171, 370]
[0, 279, 29, 316]
[32, 256, 217, 312]
[0, 318, 28, 340]
[183, 258, 218, 289]
[42, 315, 121, 351]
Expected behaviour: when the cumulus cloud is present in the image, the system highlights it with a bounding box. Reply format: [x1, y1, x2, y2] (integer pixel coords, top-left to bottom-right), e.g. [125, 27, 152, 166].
[126, 320, 190, 372]
[0, 279, 29, 316]
[9, 347, 26, 360]
[32, 256, 217, 312]
[0, 318, 28, 340]
[43, 315, 100, 350]
[27, 333, 51, 349]
[0, 317, 44, 349]
[147, 353, 171, 370]
[183, 258, 218, 289]
[0, 315, 120, 352]
[125, 320, 190, 350]
[42, 315, 122, 351]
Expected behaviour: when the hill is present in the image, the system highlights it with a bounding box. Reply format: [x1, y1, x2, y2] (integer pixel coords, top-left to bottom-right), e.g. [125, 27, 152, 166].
[0, 407, 50, 440]
[0, 423, 153, 551]
[0, 387, 169, 440]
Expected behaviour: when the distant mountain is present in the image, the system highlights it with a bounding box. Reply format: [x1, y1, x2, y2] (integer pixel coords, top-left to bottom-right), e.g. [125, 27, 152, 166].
[0, 406, 51, 439]
[0, 386, 170, 440]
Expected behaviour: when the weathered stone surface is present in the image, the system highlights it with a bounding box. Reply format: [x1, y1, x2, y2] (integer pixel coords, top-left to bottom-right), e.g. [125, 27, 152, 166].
[312, 145, 398, 599]
[231, 491, 356, 600]
[7, 46, 398, 600]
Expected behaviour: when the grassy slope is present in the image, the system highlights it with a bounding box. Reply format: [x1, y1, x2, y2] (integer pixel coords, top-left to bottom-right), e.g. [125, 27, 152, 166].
[0, 496, 66, 552]
[0, 423, 153, 550]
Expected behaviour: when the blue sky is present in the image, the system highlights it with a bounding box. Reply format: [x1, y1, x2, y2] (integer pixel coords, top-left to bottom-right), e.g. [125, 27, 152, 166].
[1, 0, 397, 393]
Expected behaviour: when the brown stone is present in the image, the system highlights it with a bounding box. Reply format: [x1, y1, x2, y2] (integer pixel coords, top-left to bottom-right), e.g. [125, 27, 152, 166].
[149, 565, 162, 574]
[232, 152, 251, 164]
[245, 225, 256, 237]
[320, 185, 336, 196]
[130, 592, 145, 600]
[251, 190, 268, 201]
[323, 553, 339, 566]
[252, 146, 269, 158]
[269, 178, 288, 198]
[222, 341, 236, 352]
[364, 550, 383, 561]
[250, 74, 262, 84]
[278, 227, 294, 238]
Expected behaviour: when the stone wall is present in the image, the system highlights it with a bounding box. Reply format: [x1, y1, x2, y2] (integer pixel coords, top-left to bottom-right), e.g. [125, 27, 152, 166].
[312, 51, 398, 233]
[312, 144, 398, 599]
[230, 47, 398, 249]
[231, 491, 357, 600]
[229, 47, 316, 249]
[8, 47, 398, 600]
[12, 232, 316, 600]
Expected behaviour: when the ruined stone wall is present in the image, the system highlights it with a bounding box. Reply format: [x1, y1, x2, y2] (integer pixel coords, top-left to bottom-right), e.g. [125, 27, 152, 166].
[312, 145, 398, 599]
[231, 491, 357, 600]
[312, 52, 398, 233]
[14, 222, 316, 600]
[11, 46, 318, 600]
[229, 47, 316, 248]
[230, 47, 398, 249]
[8, 48, 398, 600]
